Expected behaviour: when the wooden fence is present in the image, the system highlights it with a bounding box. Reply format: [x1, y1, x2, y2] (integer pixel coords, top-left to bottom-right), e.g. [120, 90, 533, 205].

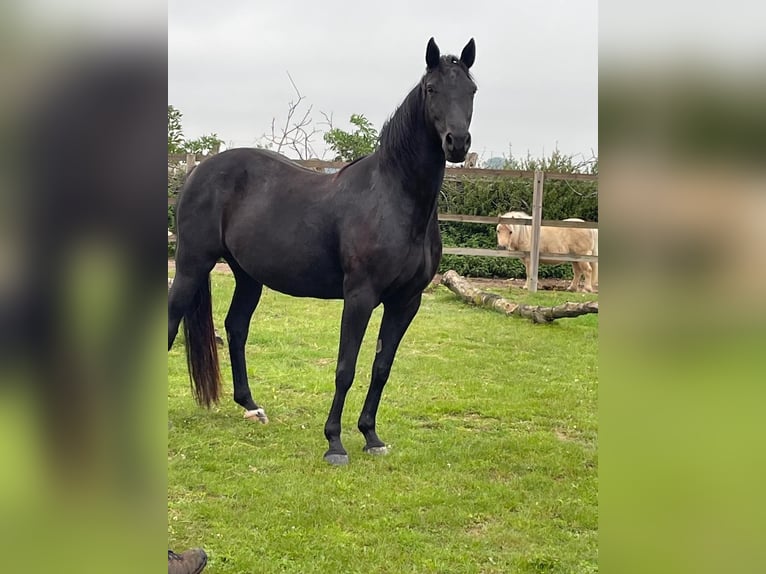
[168, 153, 598, 293]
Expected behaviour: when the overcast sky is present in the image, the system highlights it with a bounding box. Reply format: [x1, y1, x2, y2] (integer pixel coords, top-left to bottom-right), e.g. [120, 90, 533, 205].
[168, 0, 597, 163]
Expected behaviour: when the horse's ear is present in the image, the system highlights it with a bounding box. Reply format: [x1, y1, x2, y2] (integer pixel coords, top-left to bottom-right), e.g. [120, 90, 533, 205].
[460, 38, 476, 69]
[426, 37, 440, 69]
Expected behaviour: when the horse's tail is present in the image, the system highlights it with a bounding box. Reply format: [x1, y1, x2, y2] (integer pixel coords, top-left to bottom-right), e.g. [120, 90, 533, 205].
[183, 276, 221, 407]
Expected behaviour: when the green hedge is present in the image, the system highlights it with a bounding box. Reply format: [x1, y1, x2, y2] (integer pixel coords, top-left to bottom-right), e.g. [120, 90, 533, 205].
[439, 254, 574, 280]
[436, 175, 598, 278]
[437, 175, 598, 221]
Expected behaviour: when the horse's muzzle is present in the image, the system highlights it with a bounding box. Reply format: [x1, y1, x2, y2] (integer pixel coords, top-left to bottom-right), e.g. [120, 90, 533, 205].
[444, 131, 471, 163]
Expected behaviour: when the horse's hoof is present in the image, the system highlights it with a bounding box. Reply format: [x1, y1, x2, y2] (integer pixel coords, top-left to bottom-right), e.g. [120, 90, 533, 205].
[364, 445, 389, 456]
[244, 408, 269, 424]
[323, 453, 349, 466]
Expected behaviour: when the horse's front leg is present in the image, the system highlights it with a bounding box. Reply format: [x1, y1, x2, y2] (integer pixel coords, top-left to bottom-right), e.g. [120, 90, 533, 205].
[323, 286, 376, 465]
[566, 262, 581, 292]
[358, 294, 422, 456]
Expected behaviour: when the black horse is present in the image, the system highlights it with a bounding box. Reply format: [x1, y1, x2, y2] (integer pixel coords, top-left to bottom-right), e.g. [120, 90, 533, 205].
[168, 37, 477, 465]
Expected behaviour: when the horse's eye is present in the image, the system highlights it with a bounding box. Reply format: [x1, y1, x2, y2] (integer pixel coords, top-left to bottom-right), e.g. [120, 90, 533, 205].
[426, 85, 435, 94]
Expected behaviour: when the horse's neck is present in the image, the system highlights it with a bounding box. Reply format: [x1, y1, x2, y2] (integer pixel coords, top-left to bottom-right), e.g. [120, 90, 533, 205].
[378, 93, 445, 207]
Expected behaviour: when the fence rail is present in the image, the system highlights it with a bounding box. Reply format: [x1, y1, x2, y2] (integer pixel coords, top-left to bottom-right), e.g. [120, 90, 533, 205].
[442, 247, 598, 263]
[168, 154, 598, 292]
[439, 213, 597, 229]
[169, 154, 598, 182]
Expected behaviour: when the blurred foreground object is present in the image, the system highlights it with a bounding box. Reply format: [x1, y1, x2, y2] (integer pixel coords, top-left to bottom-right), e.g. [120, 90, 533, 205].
[600, 35, 766, 574]
[0, 7, 166, 571]
[168, 548, 208, 574]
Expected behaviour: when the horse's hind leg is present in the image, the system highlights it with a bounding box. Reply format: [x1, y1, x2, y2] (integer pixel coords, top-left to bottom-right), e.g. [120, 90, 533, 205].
[224, 263, 267, 422]
[358, 293, 422, 456]
[582, 262, 594, 292]
[571, 262, 593, 292]
[591, 261, 598, 291]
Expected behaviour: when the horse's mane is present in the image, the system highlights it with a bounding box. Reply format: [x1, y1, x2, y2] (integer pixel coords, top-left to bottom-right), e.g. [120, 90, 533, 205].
[332, 154, 369, 180]
[439, 54, 475, 82]
[504, 211, 531, 219]
[377, 83, 425, 168]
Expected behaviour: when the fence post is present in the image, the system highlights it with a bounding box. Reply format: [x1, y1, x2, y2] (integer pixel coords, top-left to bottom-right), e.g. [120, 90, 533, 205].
[185, 152, 195, 176]
[528, 170, 545, 293]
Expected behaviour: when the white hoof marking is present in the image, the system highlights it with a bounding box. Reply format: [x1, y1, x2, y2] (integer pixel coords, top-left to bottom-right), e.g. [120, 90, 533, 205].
[244, 408, 269, 424]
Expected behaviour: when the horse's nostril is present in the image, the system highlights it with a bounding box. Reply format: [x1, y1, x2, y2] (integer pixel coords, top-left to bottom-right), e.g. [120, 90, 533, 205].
[445, 133, 454, 148]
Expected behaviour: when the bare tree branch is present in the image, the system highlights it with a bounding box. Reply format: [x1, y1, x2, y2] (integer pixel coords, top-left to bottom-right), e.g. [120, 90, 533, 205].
[562, 151, 599, 198]
[318, 111, 334, 131]
[259, 71, 320, 159]
[286, 71, 301, 98]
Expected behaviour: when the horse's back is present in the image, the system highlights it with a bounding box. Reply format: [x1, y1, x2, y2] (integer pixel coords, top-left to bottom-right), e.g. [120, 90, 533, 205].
[179, 148, 323, 201]
[540, 222, 593, 256]
[176, 148, 318, 223]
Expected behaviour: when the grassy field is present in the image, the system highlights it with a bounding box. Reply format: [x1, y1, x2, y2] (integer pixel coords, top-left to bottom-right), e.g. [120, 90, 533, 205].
[168, 272, 598, 573]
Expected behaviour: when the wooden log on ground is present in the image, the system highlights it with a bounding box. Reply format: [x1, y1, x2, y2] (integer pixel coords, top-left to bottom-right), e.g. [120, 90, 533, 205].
[440, 270, 598, 324]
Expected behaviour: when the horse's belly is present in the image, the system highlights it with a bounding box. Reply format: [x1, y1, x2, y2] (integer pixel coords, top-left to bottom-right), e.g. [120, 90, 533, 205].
[266, 277, 344, 299]
[231, 248, 345, 299]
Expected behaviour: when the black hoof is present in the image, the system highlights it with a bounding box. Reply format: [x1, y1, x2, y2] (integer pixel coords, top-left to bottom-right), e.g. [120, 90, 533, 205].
[324, 453, 349, 466]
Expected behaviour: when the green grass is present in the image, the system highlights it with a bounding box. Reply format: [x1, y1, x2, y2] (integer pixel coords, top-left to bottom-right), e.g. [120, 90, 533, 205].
[169, 272, 598, 573]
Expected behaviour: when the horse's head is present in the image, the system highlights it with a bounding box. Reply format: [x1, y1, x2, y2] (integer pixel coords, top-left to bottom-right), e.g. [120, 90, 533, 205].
[423, 38, 477, 163]
[496, 212, 528, 249]
[496, 223, 512, 249]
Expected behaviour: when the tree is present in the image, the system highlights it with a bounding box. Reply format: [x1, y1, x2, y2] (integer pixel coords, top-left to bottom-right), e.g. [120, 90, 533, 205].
[168, 105, 223, 155]
[184, 133, 223, 155]
[323, 114, 378, 161]
[503, 146, 597, 175]
[168, 105, 184, 154]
